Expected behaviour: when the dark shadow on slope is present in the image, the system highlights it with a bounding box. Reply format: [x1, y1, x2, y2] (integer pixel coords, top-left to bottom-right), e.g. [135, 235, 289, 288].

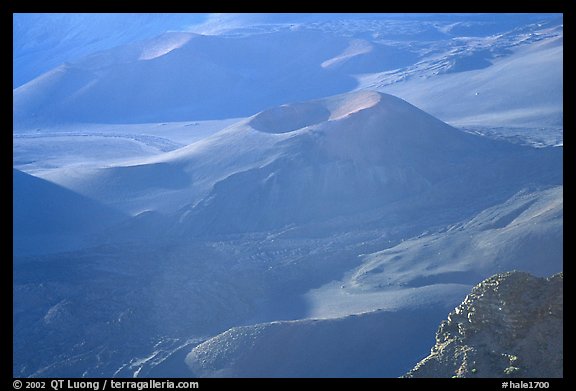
[13, 169, 127, 256]
[187, 305, 459, 377]
[407, 271, 481, 288]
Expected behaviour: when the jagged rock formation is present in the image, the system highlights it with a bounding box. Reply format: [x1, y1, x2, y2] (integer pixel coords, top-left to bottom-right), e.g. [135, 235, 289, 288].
[405, 271, 563, 378]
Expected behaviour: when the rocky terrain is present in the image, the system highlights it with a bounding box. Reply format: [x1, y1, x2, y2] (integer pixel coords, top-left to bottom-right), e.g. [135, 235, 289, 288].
[405, 271, 563, 378]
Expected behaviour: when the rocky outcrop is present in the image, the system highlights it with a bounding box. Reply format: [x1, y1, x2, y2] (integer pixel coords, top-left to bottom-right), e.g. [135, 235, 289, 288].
[405, 271, 563, 378]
